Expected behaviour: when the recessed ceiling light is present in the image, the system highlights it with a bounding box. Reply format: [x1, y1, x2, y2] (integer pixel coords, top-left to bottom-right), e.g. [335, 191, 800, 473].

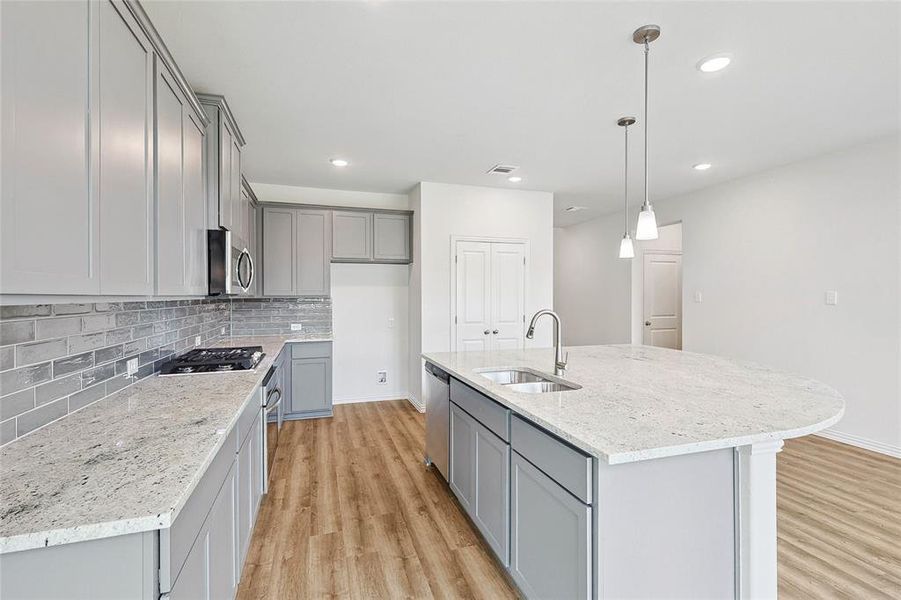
[330, 158, 349, 167]
[697, 54, 731, 73]
[507, 176, 522, 183]
[693, 163, 712, 171]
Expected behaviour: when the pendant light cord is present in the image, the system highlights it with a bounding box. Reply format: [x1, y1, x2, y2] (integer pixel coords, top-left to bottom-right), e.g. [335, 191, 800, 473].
[624, 123, 629, 232]
[643, 37, 650, 210]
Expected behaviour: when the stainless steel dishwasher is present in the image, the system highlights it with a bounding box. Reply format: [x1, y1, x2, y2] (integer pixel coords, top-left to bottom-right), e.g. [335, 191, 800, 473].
[424, 362, 450, 479]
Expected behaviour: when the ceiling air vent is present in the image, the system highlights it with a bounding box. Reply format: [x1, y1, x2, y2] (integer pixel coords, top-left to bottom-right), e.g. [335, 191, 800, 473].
[487, 164, 519, 175]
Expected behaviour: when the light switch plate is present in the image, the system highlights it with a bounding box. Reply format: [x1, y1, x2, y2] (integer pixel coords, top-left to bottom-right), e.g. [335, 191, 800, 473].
[825, 290, 838, 306]
[291, 323, 303, 331]
[694, 291, 703, 303]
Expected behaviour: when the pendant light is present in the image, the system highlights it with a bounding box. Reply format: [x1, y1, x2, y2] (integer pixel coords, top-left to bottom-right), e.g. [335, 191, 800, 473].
[617, 116, 636, 259]
[633, 24, 660, 240]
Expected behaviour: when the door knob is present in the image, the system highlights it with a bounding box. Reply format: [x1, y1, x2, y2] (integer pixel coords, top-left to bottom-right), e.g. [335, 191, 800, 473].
[645, 321, 651, 326]
[484, 330, 490, 335]
[492, 329, 499, 334]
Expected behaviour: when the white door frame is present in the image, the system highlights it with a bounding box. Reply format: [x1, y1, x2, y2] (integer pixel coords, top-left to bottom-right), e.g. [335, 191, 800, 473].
[449, 236, 530, 352]
[641, 249, 683, 349]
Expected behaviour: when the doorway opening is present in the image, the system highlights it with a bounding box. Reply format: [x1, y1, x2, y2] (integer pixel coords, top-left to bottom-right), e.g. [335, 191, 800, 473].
[631, 222, 683, 349]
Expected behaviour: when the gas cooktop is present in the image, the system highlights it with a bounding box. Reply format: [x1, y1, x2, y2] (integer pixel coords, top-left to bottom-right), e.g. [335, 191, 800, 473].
[159, 346, 265, 375]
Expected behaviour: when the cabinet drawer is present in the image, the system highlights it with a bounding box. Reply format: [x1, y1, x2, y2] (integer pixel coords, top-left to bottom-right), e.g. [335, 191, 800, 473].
[450, 379, 509, 442]
[290, 341, 331, 359]
[511, 415, 592, 504]
[235, 387, 261, 447]
[160, 426, 237, 593]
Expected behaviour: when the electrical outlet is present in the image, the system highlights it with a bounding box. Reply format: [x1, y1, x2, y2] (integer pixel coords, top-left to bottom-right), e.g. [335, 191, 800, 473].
[387, 317, 395, 329]
[290, 323, 303, 331]
[377, 370, 388, 384]
[126, 358, 138, 377]
[194, 335, 201, 346]
[694, 291, 704, 303]
[825, 290, 838, 306]
[221, 327, 226, 335]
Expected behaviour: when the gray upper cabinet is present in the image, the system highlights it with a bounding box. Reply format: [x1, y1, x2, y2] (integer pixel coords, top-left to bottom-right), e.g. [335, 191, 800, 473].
[241, 179, 259, 296]
[156, 65, 207, 297]
[0, 1, 99, 295]
[198, 94, 246, 237]
[373, 213, 411, 262]
[510, 451, 592, 600]
[262, 206, 330, 297]
[98, 0, 155, 295]
[332, 211, 372, 261]
[296, 210, 331, 296]
[331, 209, 412, 264]
[262, 207, 296, 296]
[1, 0, 210, 298]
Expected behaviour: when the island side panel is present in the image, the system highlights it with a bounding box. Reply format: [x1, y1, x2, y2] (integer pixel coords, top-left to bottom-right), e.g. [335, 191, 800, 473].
[595, 448, 735, 599]
[0, 530, 158, 600]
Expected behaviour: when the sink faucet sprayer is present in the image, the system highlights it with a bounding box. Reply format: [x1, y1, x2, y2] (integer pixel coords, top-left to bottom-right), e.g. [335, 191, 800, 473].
[525, 309, 567, 376]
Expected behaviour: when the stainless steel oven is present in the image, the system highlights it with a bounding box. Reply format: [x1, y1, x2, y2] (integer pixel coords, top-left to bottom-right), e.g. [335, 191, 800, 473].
[208, 229, 254, 295]
[261, 363, 283, 492]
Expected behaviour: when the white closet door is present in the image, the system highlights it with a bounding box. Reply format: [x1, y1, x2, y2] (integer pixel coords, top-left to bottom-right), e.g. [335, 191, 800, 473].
[490, 244, 525, 350]
[455, 241, 492, 352]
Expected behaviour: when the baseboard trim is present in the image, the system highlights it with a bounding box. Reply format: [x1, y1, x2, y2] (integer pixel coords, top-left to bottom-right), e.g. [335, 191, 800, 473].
[406, 395, 425, 413]
[815, 429, 901, 459]
[334, 394, 409, 405]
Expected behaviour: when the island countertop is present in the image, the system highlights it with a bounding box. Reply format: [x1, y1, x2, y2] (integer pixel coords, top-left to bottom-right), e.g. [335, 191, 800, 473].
[423, 345, 844, 465]
[0, 335, 330, 555]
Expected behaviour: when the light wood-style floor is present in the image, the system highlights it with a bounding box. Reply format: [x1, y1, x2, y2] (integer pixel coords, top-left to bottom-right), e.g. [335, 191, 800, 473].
[777, 436, 901, 599]
[237, 400, 901, 600]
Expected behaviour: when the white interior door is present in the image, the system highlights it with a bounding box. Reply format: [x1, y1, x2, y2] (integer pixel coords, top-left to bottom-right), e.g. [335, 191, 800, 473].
[455, 241, 492, 352]
[491, 243, 525, 350]
[455, 240, 525, 351]
[643, 253, 682, 349]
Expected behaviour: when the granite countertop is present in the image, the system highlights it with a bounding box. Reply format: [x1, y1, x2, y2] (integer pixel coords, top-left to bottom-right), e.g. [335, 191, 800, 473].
[423, 345, 844, 465]
[0, 335, 331, 555]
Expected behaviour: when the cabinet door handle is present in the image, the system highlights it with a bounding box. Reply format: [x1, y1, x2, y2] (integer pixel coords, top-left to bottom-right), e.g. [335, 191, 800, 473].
[483, 330, 490, 335]
[492, 329, 499, 335]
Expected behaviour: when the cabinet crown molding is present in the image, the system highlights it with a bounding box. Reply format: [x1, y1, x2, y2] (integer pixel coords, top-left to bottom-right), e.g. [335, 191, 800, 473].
[196, 93, 247, 146]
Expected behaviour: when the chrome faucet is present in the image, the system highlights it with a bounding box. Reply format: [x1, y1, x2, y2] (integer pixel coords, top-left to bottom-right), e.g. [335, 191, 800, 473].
[526, 309, 567, 375]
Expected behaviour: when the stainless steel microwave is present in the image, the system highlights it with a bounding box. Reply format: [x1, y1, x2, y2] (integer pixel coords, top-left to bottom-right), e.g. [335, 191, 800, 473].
[208, 229, 254, 295]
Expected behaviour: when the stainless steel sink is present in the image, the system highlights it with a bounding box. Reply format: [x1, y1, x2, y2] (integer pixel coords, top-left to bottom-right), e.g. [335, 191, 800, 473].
[505, 381, 581, 393]
[477, 368, 581, 393]
[478, 368, 545, 385]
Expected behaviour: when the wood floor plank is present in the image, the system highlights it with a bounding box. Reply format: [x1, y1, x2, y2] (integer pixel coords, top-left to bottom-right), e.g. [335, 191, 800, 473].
[237, 401, 900, 600]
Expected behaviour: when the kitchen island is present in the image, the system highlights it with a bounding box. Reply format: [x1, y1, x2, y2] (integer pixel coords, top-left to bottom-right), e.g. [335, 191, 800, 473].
[423, 344, 844, 600]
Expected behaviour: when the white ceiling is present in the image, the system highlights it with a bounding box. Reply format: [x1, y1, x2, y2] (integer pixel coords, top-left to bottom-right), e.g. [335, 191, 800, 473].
[144, 1, 900, 226]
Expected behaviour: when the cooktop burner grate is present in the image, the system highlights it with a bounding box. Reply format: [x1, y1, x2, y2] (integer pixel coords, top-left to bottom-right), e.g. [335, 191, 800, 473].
[159, 346, 265, 375]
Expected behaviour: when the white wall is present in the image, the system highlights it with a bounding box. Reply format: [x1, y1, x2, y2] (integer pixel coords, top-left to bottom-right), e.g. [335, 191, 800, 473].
[555, 136, 901, 455]
[410, 182, 555, 404]
[553, 216, 631, 346]
[407, 184, 423, 408]
[250, 182, 409, 210]
[331, 263, 409, 403]
[630, 222, 683, 344]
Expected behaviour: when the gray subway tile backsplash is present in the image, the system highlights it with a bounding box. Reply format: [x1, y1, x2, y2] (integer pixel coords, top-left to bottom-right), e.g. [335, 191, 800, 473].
[0, 296, 330, 445]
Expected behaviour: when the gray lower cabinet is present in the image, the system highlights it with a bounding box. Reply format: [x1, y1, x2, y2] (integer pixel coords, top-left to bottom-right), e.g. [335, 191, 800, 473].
[510, 451, 592, 600]
[236, 410, 263, 573]
[170, 462, 237, 600]
[285, 342, 333, 419]
[449, 402, 510, 565]
[262, 207, 331, 296]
